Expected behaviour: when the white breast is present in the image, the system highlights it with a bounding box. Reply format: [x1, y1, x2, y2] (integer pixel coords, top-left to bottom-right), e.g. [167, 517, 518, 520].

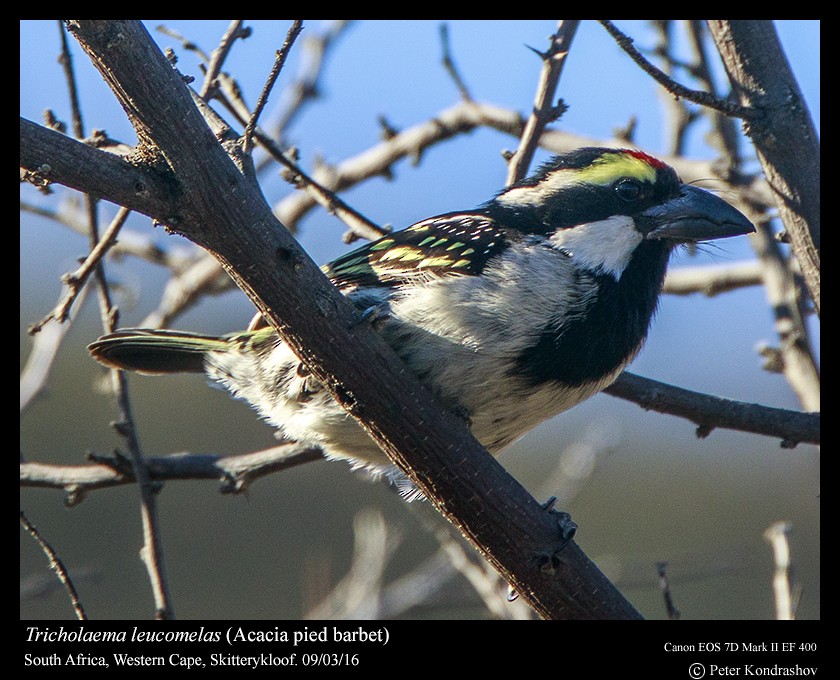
[208, 238, 623, 476]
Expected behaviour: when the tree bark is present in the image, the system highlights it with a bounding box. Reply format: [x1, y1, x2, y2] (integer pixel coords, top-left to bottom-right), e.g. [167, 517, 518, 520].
[708, 20, 820, 316]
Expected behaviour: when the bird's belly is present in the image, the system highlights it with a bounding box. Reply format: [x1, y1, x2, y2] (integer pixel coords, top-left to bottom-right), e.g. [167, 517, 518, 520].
[466, 378, 607, 452]
[292, 343, 613, 469]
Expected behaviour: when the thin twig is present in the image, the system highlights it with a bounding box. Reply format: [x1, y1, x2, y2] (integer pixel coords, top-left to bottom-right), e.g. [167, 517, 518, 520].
[107, 372, 175, 620]
[20, 510, 87, 620]
[439, 23, 472, 101]
[662, 260, 763, 296]
[155, 24, 211, 61]
[22, 199, 198, 270]
[169, 21, 341, 240]
[656, 561, 681, 620]
[199, 20, 250, 99]
[243, 20, 303, 153]
[28, 207, 131, 334]
[764, 521, 795, 620]
[211, 79, 390, 241]
[20, 444, 325, 498]
[57, 21, 85, 139]
[139, 253, 232, 328]
[650, 20, 696, 157]
[506, 20, 579, 186]
[685, 20, 742, 169]
[599, 20, 751, 119]
[276, 153, 391, 243]
[270, 20, 351, 140]
[21, 198, 87, 232]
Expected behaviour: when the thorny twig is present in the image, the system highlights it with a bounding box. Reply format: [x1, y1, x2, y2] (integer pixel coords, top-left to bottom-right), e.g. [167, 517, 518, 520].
[199, 20, 252, 99]
[599, 20, 752, 119]
[28, 207, 131, 334]
[242, 20, 303, 153]
[20, 511, 87, 620]
[20, 443, 325, 498]
[269, 20, 351, 141]
[506, 20, 578, 186]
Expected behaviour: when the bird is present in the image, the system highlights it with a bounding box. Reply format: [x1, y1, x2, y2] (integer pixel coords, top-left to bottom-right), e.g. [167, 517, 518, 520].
[89, 147, 754, 494]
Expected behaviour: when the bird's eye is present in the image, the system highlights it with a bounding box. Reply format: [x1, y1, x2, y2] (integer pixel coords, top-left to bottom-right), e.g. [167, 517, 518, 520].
[615, 178, 643, 202]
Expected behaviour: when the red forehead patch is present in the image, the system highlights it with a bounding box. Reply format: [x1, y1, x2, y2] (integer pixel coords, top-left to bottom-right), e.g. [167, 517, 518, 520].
[624, 148, 670, 170]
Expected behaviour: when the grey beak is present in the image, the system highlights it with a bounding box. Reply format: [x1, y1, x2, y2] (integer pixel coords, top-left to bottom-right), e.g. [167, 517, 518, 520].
[641, 184, 754, 242]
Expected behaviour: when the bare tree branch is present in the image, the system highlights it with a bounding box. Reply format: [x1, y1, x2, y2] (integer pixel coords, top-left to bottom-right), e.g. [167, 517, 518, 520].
[656, 561, 681, 620]
[271, 99, 779, 232]
[21, 111, 808, 446]
[21, 20, 819, 621]
[198, 20, 251, 99]
[20, 511, 87, 620]
[167, 26, 391, 244]
[242, 20, 303, 153]
[56, 20, 175, 619]
[21, 198, 197, 270]
[20, 118, 179, 217]
[20, 443, 325, 498]
[684, 20, 742, 167]
[28, 207, 131, 334]
[599, 20, 751, 118]
[604, 372, 819, 446]
[20, 286, 89, 413]
[138, 254, 231, 329]
[438, 23, 473, 101]
[262, 20, 351, 151]
[764, 521, 795, 620]
[663, 260, 762, 296]
[505, 20, 578, 185]
[707, 20, 820, 317]
[751, 220, 820, 412]
[649, 20, 697, 157]
[19, 377, 819, 502]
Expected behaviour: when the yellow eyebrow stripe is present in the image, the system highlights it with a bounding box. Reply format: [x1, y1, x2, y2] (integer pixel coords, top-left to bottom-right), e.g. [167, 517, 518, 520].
[573, 152, 658, 185]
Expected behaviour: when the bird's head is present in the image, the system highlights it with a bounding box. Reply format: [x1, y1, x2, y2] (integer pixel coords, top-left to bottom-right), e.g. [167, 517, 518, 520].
[490, 147, 754, 278]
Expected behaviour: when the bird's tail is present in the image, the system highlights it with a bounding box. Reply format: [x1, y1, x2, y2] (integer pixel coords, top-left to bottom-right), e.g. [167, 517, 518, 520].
[88, 329, 232, 375]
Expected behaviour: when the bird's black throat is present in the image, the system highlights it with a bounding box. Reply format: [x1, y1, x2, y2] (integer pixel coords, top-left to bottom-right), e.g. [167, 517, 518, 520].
[517, 240, 672, 387]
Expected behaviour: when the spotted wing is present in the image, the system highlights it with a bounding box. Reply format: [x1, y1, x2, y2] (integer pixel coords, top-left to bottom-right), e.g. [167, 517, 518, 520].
[322, 212, 511, 292]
